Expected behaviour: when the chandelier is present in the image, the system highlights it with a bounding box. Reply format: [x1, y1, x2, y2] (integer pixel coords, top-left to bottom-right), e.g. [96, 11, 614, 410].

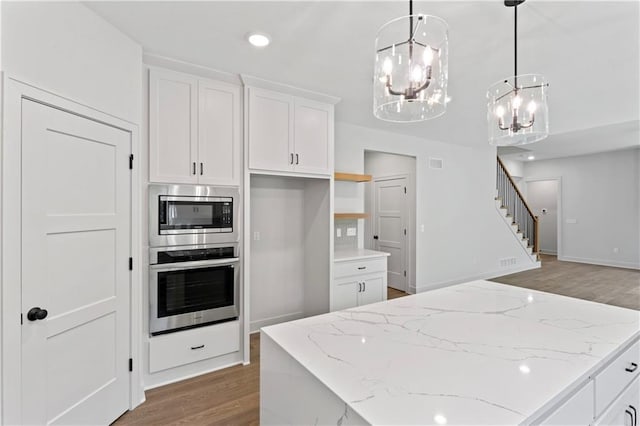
[373, 0, 449, 122]
[487, 0, 549, 145]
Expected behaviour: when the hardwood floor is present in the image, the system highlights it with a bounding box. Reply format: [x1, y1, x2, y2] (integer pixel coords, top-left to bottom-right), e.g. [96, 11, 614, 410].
[490, 254, 640, 311]
[387, 286, 409, 300]
[116, 257, 638, 425]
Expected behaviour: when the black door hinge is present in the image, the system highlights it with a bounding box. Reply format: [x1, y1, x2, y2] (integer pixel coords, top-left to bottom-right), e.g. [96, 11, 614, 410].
[129, 358, 133, 372]
[129, 154, 134, 170]
[128, 257, 133, 271]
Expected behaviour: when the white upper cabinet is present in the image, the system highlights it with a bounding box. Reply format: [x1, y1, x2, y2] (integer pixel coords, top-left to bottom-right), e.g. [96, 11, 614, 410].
[149, 68, 198, 184]
[294, 98, 332, 174]
[149, 67, 241, 186]
[198, 79, 241, 186]
[247, 88, 293, 173]
[247, 86, 334, 176]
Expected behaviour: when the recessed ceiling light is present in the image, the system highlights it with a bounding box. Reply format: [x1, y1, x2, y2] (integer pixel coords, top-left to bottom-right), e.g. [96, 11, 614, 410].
[527, 155, 535, 160]
[247, 32, 270, 48]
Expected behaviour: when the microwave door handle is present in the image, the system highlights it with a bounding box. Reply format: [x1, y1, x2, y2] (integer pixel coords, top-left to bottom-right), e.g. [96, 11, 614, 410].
[150, 257, 240, 271]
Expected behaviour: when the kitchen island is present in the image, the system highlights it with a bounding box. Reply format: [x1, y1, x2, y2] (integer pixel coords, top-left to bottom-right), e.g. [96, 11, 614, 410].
[261, 280, 640, 425]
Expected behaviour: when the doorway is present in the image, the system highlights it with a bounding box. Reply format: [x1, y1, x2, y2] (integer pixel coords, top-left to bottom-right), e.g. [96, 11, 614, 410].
[526, 179, 561, 256]
[364, 151, 416, 294]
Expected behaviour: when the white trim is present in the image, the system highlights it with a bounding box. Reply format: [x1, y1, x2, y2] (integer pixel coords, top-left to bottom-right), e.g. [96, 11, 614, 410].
[414, 262, 542, 294]
[143, 53, 242, 86]
[523, 176, 563, 259]
[1, 77, 144, 424]
[558, 255, 639, 270]
[250, 312, 305, 333]
[241, 74, 341, 105]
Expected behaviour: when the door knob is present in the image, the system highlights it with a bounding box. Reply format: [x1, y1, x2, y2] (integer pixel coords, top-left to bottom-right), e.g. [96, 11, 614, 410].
[27, 307, 48, 321]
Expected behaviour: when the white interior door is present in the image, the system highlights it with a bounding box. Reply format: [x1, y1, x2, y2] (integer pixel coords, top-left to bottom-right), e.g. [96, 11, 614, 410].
[20, 100, 131, 425]
[373, 178, 407, 292]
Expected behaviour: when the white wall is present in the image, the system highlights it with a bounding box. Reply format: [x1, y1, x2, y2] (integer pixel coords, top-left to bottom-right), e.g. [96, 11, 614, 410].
[335, 122, 539, 293]
[524, 148, 640, 269]
[1, 1, 142, 123]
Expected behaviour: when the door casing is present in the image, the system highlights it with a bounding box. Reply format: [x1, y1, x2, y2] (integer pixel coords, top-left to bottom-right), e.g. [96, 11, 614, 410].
[0, 76, 144, 424]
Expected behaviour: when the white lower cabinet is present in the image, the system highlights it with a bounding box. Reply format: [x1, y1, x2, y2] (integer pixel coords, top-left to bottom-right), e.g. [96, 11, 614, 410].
[596, 376, 639, 426]
[332, 255, 388, 311]
[149, 321, 240, 373]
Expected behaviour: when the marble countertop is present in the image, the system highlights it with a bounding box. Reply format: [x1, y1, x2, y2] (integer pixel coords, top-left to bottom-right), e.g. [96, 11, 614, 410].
[262, 280, 640, 425]
[334, 248, 390, 262]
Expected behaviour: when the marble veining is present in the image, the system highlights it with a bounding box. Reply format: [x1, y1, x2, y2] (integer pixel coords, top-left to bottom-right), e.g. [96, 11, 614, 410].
[262, 280, 640, 425]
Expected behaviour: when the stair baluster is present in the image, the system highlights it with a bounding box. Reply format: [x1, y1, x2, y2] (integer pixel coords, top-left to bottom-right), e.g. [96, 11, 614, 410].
[496, 157, 539, 254]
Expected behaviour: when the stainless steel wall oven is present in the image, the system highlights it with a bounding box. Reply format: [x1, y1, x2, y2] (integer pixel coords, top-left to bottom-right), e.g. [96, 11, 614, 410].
[149, 243, 239, 335]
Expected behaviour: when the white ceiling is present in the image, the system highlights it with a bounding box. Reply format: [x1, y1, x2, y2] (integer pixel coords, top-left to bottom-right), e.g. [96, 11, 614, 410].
[85, 1, 640, 155]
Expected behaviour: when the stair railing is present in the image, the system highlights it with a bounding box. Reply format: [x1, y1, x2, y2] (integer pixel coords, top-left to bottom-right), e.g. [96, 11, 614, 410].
[496, 156, 539, 254]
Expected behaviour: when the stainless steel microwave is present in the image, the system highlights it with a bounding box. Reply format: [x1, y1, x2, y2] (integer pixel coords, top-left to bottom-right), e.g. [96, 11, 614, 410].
[149, 184, 239, 247]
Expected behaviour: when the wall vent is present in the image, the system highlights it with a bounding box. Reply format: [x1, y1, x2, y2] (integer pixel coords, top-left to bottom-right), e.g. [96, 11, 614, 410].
[499, 257, 517, 268]
[429, 157, 444, 169]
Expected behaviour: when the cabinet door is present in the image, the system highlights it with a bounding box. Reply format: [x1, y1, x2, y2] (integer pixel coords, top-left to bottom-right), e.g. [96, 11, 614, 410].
[149, 68, 198, 183]
[198, 79, 241, 185]
[332, 279, 359, 311]
[248, 88, 293, 172]
[358, 275, 385, 307]
[293, 99, 332, 175]
[595, 376, 639, 426]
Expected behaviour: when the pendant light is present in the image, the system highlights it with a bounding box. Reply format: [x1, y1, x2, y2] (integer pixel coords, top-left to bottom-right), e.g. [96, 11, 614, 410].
[373, 0, 449, 122]
[487, 0, 549, 146]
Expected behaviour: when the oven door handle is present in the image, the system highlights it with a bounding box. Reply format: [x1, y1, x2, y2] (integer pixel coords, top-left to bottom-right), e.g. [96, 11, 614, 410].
[150, 257, 240, 271]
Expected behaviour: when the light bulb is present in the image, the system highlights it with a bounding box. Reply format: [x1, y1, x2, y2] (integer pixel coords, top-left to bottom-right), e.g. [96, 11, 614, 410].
[411, 65, 423, 83]
[423, 46, 434, 65]
[527, 100, 537, 113]
[495, 105, 505, 117]
[512, 96, 523, 109]
[382, 57, 393, 76]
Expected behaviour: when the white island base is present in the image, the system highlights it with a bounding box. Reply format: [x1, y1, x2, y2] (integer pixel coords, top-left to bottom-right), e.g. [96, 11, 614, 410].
[260, 281, 639, 425]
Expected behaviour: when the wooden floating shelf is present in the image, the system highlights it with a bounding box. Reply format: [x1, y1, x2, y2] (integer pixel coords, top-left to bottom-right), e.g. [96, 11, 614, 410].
[334, 172, 372, 182]
[334, 213, 369, 220]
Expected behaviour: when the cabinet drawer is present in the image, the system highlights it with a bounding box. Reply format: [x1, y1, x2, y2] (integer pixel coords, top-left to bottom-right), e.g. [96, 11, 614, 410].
[334, 257, 386, 279]
[149, 321, 240, 373]
[596, 339, 640, 415]
[540, 380, 594, 426]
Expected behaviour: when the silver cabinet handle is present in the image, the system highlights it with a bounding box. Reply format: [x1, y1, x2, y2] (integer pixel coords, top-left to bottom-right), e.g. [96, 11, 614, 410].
[295, 153, 299, 165]
[192, 162, 196, 175]
[626, 362, 638, 373]
[191, 344, 205, 350]
[629, 405, 637, 426]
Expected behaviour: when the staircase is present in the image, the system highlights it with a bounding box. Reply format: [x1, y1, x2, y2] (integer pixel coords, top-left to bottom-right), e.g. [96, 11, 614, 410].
[495, 157, 540, 262]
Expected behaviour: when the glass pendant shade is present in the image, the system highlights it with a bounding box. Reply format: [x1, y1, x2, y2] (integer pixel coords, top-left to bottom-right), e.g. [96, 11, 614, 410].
[487, 74, 549, 146]
[373, 14, 448, 122]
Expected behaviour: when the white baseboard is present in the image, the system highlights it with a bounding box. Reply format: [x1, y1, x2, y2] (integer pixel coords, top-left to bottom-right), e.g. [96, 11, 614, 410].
[415, 262, 541, 294]
[558, 255, 640, 270]
[250, 311, 305, 333]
